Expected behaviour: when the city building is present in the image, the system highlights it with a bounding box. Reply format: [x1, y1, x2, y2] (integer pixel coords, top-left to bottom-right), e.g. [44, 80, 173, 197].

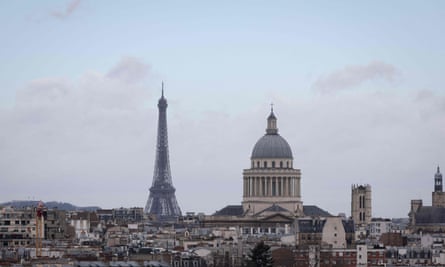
[351, 184, 372, 228]
[295, 217, 355, 249]
[113, 208, 144, 225]
[145, 87, 182, 221]
[368, 218, 392, 243]
[409, 166, 445, 233]
[0, 207, 36, 248]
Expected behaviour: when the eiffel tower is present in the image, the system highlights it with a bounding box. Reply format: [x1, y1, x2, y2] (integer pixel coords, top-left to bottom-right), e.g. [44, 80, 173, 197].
[145, 84, 182, 221]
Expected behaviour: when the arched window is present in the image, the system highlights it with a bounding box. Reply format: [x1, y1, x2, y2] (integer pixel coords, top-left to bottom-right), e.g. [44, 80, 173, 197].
[280, 161, 283, 168]
[272, 161, 275, 168]
[264, 161, 267, 168]
[257, 161, 260, 168]
[286, 161, 289, 168]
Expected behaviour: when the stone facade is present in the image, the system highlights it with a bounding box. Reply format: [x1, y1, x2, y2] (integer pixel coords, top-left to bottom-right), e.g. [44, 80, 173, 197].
[351, 184, 372, 227]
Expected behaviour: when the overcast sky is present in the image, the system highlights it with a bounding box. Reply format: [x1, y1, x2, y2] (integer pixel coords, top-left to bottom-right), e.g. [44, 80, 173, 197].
[1, 1, 445, 218]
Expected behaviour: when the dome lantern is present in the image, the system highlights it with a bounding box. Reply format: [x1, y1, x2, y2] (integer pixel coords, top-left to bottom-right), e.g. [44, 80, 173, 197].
[266, 105, 278, 135]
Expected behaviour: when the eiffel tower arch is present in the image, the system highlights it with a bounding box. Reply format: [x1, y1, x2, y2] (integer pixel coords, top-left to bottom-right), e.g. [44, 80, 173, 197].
[145, 85, 182, 221]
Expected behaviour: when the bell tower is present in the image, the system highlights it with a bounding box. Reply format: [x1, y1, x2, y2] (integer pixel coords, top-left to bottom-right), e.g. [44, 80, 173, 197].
[432, 166, 445, 207]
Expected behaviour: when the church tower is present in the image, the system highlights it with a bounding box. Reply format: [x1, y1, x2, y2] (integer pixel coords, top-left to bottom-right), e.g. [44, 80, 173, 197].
[351, 184, 372, 227]
[432, 166, 445, 207]
[145, 86, 182, 221]
[242, 107, 302, 216]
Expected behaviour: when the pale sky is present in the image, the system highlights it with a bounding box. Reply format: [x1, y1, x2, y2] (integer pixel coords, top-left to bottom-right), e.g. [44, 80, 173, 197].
[1, 1, 445, 218]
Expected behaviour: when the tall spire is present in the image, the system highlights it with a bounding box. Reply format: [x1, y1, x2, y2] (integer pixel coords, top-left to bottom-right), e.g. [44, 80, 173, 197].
[435, 165, 443, 192]
[266, 104, 278, 135]
[161, 81, 164, 98]
[145, 85, 182, 220]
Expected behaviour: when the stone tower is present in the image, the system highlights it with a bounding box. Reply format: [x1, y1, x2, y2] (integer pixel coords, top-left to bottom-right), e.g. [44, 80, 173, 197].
[242, 107, 302, 216]
[145, 86, 181, 221]
[351, 184, 372, 227]
[432, 166, 445, 207]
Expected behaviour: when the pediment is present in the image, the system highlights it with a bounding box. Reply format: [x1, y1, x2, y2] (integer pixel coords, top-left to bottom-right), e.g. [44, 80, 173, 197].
[260, 213, 294, 222]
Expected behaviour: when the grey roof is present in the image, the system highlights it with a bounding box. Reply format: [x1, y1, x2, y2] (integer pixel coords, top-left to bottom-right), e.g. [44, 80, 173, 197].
[213, 205, 244, 216]
[298, 219, 326, 233]
[251, 134, 293, 159]
[415, 206, 445, 224]
[342, 220, 355, 233]
[303, 205, 332, 217]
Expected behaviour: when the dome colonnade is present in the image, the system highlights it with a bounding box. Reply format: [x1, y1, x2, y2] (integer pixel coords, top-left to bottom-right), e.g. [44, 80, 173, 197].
[242, 108, 302, 216]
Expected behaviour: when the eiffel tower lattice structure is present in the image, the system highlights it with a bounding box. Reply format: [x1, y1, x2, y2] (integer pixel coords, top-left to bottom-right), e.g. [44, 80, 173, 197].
[145, 86, 182, 221]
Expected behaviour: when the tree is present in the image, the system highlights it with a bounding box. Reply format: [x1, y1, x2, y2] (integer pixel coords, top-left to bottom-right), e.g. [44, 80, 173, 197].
[246, 241, 274, 267]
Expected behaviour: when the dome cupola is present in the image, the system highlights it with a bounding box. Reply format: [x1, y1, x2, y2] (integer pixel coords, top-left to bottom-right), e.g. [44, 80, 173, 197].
[251, 107, 293, 159]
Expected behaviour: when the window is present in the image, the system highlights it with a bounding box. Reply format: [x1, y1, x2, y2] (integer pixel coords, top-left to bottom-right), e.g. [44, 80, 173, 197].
[264, 161, 267, 168]
[272, 161, 275, 168]
[280, 161, 283, 168]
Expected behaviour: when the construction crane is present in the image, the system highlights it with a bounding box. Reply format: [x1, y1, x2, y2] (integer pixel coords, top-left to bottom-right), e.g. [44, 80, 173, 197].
[35, 201, 45, 257]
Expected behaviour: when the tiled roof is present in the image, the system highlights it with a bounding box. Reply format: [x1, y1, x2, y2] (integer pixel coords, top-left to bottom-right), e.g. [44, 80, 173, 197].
[303, 205, 331, 217]
[415, 206, 445, 224]
[298, 219, 326, 233]
[342, 220, 355, 233]
[213, 205, 244, 216]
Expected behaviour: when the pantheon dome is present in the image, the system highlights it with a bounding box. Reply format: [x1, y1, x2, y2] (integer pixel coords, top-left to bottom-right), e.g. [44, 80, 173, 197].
[251, 110, 293, 159]
[242, 108, 302, 216]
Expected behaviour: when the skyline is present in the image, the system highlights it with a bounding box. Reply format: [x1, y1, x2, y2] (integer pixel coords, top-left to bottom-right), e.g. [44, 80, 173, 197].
[1, 1, 445, 218]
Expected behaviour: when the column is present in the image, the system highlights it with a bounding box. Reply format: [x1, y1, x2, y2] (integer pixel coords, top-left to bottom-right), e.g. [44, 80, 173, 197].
[281, 177, 284, 197]
[288, 177, 291, 197]
[283, 177, 287, 197]
[291, 178, 295, 197]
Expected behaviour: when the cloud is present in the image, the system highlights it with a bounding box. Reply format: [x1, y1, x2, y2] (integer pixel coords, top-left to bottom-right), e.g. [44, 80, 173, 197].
[51, 0, 81, 19]
[312, 61, 398, 93]
[0, 58, 158, 211]
[1, 59, 445, 218]
[107, 57, 151, 84]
